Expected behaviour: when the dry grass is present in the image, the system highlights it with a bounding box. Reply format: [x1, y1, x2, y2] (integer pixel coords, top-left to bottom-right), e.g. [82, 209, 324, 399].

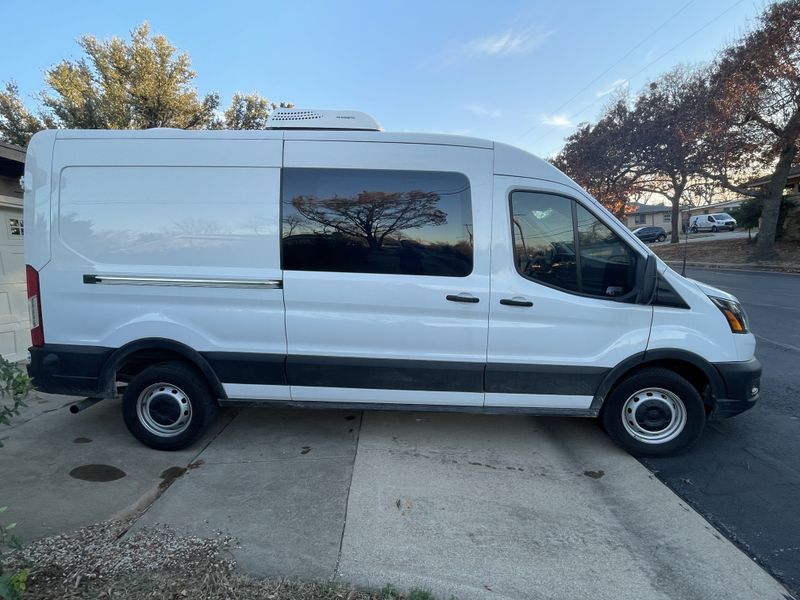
[10, 521, 442, 600]
[652, 238, 800, 270]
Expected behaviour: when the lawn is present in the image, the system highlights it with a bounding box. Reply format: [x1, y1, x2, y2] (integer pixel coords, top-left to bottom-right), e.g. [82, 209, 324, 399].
[652, 238, 800, 271]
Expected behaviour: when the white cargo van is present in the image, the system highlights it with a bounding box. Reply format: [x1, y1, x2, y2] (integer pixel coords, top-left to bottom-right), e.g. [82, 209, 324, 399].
[689, 213, 737, 232]
[23, 109, 760, 457]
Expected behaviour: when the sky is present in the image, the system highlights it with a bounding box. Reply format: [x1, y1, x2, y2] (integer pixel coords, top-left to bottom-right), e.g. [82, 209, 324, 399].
[0, 0, 774, 158]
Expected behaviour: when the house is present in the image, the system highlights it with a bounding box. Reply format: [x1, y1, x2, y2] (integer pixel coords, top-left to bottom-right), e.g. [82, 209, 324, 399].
[624, 203, 672, 229]
[742, 165, 800, 195]
[0, 141, 29, 361]
[742, 165, 800, 241]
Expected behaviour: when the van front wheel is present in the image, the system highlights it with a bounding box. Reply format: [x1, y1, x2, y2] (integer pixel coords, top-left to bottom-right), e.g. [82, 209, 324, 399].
[122, 363, 219, 451]
[601, 368, 705, 457]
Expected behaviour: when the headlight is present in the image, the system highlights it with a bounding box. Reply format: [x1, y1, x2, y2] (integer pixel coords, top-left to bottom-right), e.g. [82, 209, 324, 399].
[709, 296, 748, 334]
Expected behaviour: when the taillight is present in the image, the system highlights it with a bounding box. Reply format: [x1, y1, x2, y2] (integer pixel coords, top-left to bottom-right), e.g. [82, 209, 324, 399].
[26, 265, 44, 347]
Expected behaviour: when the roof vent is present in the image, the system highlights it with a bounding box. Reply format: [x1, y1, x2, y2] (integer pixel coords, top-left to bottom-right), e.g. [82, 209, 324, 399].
[267, 108, 382, 131]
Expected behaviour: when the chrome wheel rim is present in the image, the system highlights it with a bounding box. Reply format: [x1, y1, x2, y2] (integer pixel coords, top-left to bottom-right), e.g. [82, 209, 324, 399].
[137, 382, 192, 437]
[621, 387, 686, 444]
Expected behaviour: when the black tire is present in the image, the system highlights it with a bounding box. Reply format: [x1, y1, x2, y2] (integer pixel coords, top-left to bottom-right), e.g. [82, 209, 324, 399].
[657, 234, 666, 242]
[690, 226, 698, 233]
[600, 367, 706, 457]
[122, 362, 219, 451]
[711, 226, 718, 232]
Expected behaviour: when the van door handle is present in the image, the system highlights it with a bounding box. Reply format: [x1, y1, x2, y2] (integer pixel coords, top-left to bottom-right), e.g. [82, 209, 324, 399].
[446, 294, 479, 303]
[500, 298, 533, 307]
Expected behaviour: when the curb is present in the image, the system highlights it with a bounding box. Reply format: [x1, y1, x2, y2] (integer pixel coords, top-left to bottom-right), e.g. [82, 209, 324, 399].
[664, 261, 800, 274]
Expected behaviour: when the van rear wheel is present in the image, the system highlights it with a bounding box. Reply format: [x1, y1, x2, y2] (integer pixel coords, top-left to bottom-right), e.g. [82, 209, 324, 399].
[601, 368, 705, 457]
[122, 362, 218, 451]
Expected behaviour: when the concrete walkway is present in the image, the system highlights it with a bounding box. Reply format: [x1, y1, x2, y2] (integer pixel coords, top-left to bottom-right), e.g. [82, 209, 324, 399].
[1, 394, 792, 599]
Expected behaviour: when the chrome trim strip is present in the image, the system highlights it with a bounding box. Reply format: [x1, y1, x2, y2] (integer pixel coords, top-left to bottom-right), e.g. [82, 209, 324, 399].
[83, 274, 282, 289]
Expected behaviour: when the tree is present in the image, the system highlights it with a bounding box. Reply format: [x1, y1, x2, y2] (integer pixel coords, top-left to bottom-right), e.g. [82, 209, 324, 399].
[631, 67, 709, 243]
[0, 23, 291, 145]
[730, 196, 791, 240]
[223, 92, 292, 130]
[551, 99, 642, 219]
[697, 0, 800, 259]
[0, 83, 46, 147]
[290, 190, 447, 249]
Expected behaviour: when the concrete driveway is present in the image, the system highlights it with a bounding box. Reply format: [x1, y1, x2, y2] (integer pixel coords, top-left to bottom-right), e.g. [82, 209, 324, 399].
[0, 392, 792, 600]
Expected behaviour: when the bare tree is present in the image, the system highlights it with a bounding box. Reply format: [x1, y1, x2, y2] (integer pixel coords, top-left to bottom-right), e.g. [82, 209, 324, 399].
[551, 100, 642, 219]
[631, 67, 709, 243]
[697, 0, 800, 259]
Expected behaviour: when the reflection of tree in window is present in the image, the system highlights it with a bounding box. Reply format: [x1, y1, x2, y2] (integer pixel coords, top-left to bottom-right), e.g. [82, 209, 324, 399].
[290, 190, 447, 249]
[281, 169, 473, 277]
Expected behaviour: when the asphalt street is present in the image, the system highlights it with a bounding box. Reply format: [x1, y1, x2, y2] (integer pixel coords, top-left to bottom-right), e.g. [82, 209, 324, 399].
[642, 267, 800, 596]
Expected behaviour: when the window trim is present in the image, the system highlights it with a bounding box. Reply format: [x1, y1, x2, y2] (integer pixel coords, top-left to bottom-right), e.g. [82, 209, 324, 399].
[507, 188, 643, 303]
[279, 167, 475, 278]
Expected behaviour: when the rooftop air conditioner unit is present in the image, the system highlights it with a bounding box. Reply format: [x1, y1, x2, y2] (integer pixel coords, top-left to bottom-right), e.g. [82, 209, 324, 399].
[266, 108, 382, 131]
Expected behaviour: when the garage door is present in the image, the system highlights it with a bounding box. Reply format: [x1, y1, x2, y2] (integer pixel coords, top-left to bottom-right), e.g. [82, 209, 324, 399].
[0, 205, 30, 362]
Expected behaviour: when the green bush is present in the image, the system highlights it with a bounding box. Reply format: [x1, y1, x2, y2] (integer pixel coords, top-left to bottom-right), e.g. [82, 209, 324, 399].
[731, 196, 790, 239]
[0, 356, 32, 600]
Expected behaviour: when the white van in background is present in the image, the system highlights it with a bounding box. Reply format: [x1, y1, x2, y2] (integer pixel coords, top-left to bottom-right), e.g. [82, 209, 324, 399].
[689, 213, 737, 232]
[24, 109, 760, 457]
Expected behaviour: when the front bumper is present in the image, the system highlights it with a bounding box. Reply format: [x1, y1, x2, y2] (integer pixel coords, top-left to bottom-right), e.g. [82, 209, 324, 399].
[711, 358, 761, 419]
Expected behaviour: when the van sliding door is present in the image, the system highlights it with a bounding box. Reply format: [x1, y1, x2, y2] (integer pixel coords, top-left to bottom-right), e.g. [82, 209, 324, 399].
[281, 141, 492, 406]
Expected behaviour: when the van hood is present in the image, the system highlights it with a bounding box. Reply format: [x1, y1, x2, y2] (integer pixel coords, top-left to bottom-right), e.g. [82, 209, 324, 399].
[687, 278, 738, 303]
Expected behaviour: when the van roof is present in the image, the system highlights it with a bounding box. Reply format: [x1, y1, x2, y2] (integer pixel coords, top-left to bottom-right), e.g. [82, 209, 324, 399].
[53, 127, 493, 148]
[45, 128, 577, 189]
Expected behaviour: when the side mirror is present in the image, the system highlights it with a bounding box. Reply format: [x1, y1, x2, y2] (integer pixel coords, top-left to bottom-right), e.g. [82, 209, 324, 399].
[636, 254, 658, 305]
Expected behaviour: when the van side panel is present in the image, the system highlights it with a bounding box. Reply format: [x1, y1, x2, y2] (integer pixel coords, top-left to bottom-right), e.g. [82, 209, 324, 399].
[40, 137, 287, 398]
[649, 266, 753, 363]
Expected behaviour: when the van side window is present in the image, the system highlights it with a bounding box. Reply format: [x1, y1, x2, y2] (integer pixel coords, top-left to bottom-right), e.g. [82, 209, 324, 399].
[575, 204, 637, 297]
[281, 169, 473, 277]
[510, 191, 637, 299]
[510, 192, 579, 293]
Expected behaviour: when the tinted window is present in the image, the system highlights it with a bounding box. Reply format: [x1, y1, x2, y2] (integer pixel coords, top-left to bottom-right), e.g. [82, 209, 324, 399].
[510, 191, 637, 299]
[510, 192, 579, 293]
[282, 169, 472, 276]
[575, 204, 637, 297]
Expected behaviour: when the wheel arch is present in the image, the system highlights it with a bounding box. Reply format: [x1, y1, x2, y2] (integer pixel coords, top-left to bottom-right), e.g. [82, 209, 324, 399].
[592, 349, 725, 412]
[98, 338, 227, 400]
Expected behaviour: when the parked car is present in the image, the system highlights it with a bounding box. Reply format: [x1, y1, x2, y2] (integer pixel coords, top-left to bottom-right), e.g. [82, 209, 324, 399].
[632, 226, 668, 243]
[689, 213, 737, 233]
[23, 109, 760, 457]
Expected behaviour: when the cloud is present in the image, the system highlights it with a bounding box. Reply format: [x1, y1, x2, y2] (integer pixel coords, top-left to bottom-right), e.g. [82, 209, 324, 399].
[463, 104, 502, 118]
[539, 113, 573, 128]
[442, 27, 554, 63]
[596, 79, 629, 98]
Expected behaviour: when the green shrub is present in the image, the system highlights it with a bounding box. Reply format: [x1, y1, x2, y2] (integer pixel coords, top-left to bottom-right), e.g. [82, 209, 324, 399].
[0, 356, 32, 600]
[731, 196, 790, 239]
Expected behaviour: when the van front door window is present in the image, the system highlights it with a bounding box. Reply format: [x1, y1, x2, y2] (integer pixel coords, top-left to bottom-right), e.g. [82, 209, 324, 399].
[510, 191, 637, 299]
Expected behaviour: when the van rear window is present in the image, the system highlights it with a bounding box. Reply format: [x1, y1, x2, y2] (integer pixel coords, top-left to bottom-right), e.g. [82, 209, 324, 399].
[58, 166, 278, 269]
[281, 168, 473, 277]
